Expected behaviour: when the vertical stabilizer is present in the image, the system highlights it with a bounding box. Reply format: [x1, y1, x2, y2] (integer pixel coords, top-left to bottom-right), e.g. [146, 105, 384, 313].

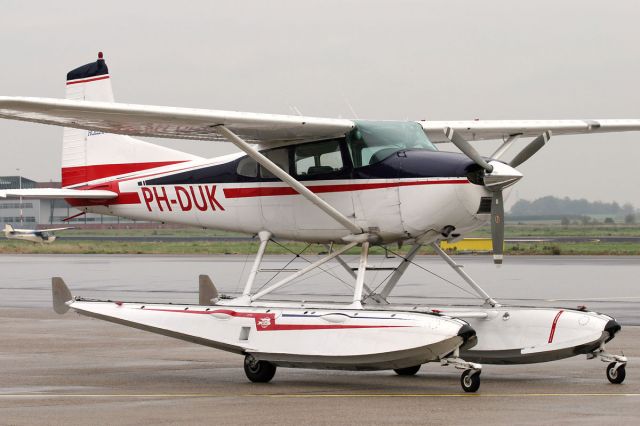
[62, 53, 200, 187]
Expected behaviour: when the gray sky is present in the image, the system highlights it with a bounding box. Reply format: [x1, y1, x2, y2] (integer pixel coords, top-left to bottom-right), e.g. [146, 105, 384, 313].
[1, 0, 639, 209]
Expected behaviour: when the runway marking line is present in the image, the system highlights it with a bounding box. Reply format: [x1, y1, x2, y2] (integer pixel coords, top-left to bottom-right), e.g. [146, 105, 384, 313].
[0, 393, 639, 399]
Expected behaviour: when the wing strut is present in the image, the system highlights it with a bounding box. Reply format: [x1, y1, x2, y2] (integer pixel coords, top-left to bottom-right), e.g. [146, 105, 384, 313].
[491, 134, 521, 160]
[216, 126, 363, 236]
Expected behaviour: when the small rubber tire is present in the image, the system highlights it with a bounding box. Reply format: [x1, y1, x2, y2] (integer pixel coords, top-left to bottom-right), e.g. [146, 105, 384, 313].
[461, 369, 481, 393]
[606, 362, 626, 384]
[393, 365, 421, 376]
[244, 356, 277, 383]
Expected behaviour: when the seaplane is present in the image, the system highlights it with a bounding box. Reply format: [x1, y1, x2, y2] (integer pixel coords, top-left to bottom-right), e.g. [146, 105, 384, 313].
[0, 53, 632, 392]
[2, 224, 73, 244]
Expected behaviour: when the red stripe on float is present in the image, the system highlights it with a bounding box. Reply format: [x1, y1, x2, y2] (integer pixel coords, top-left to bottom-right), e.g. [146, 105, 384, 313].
[548, 310, 564, 343]
[142, 308, 409, 331]
[223, 179, 469, 198]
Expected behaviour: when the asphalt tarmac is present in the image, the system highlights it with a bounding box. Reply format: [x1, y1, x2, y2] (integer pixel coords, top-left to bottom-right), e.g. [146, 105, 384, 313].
[0, 307, 637, 425]
[1, 255, 639, 424]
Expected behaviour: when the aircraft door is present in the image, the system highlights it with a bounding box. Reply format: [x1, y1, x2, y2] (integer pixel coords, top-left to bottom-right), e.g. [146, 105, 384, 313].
[291, 140, 356, 237]
[258, 147, 298, 237]
[347, 127, 404, 240]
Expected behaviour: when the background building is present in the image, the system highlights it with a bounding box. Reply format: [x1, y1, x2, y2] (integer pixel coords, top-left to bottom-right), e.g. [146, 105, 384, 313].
[0, 175, 143, 229]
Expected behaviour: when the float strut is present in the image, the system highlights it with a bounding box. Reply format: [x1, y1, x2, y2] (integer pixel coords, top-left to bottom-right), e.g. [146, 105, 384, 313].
[251, 242, 359, 301]
[242, 231, 271, 297]
[431, 242, 498, 307]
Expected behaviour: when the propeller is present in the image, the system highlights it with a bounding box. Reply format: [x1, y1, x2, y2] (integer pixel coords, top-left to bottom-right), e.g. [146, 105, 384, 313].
[491, 191, 504, 264]
[444, 127, 493, 173]
[509, 131, 551, 168]
[444, 127, 551, 264]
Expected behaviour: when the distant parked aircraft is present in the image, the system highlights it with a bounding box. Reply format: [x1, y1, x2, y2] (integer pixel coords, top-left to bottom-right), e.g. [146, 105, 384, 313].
[3, 224, 73, 244]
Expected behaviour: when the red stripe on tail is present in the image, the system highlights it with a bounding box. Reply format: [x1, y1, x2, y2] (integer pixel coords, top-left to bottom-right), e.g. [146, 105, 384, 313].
[62, 161, 187, 186]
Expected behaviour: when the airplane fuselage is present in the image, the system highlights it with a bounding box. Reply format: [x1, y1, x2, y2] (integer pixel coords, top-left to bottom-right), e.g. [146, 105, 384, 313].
[5, 230, 56, 244]
[72, 146, 494, 244]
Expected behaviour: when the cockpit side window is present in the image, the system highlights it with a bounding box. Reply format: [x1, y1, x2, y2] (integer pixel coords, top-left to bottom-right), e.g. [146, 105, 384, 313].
[294, 140, 344, 177]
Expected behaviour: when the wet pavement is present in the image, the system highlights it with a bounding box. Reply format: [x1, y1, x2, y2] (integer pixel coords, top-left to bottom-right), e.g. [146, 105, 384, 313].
[0, 254, 639, 424]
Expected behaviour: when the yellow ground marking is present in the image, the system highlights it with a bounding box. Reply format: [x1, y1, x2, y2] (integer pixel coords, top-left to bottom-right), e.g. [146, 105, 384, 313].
[440, 238, 494, 251]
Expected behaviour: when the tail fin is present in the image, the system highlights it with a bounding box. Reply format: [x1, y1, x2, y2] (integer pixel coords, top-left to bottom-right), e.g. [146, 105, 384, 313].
[3, 224, 13, 234]
[62, 52, 200, 187]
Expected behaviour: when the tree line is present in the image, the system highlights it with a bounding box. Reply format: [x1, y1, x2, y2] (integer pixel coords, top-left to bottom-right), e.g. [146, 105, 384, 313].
[510, 196, 635, 216]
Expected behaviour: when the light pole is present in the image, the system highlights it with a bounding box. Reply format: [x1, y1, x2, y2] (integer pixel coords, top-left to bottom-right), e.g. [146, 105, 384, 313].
[17, 168, 23, 224]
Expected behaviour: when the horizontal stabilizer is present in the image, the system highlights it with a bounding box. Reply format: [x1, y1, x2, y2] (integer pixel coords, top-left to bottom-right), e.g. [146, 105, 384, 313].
[0, 188, 117, 199]
[199, 275, 219, 305]
[52, 277, 72, 314]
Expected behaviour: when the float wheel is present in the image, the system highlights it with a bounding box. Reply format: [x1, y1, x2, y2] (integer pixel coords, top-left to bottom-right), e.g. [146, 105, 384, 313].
[244, 355, 277, 383]
[461, 369, 481, 392]
[606, 362, 626, 384]
[393, 365, 421, 376]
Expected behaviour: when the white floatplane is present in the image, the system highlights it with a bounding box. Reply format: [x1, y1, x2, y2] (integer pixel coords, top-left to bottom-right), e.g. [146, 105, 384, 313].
[0, 53, 631, 391]
[2, 224, 73, 244]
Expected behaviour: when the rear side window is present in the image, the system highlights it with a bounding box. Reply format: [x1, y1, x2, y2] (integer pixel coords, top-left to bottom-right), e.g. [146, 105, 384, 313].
[236, 156, 258, 177]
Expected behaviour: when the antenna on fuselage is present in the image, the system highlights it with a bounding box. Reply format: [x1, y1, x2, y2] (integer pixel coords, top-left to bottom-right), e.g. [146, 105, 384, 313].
[342, 96, 359, 119]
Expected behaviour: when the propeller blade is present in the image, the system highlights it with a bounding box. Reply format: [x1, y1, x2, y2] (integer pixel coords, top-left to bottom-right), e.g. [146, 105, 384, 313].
[491, 191, 504, 265]
[509, 131, 551, 168]
[444, 127, 493, 173]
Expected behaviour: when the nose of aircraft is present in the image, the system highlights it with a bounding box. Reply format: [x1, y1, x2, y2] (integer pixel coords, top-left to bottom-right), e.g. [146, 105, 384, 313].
[387, 150, 480, 178]
[482, 161, 523, 191]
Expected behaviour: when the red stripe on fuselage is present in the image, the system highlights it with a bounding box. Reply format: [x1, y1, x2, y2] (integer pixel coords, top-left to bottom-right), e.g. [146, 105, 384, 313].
[223, 179, 469, 198]
[67, 178, 470, 207]
[62, 161, 187, 187]
[66, 75, 110, 85]
[548, 310, 564, 343]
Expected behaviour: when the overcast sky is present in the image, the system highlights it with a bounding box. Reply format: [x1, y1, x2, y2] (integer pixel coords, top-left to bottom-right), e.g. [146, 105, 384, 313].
[1, 0, 639, 208]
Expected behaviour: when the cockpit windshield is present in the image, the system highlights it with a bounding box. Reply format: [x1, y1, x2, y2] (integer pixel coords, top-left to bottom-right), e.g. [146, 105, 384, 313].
[347, 120, 437, 168]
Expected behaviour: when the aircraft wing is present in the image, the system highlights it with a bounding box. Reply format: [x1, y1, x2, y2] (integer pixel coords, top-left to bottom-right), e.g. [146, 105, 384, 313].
[0, 188, 118, 199]
[7, 228, 37, 234]
[39, 227, 75, 232]
[0, 97, 355, 143]
[3, 96, 639, 144]
[420, 119, 640, 142]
